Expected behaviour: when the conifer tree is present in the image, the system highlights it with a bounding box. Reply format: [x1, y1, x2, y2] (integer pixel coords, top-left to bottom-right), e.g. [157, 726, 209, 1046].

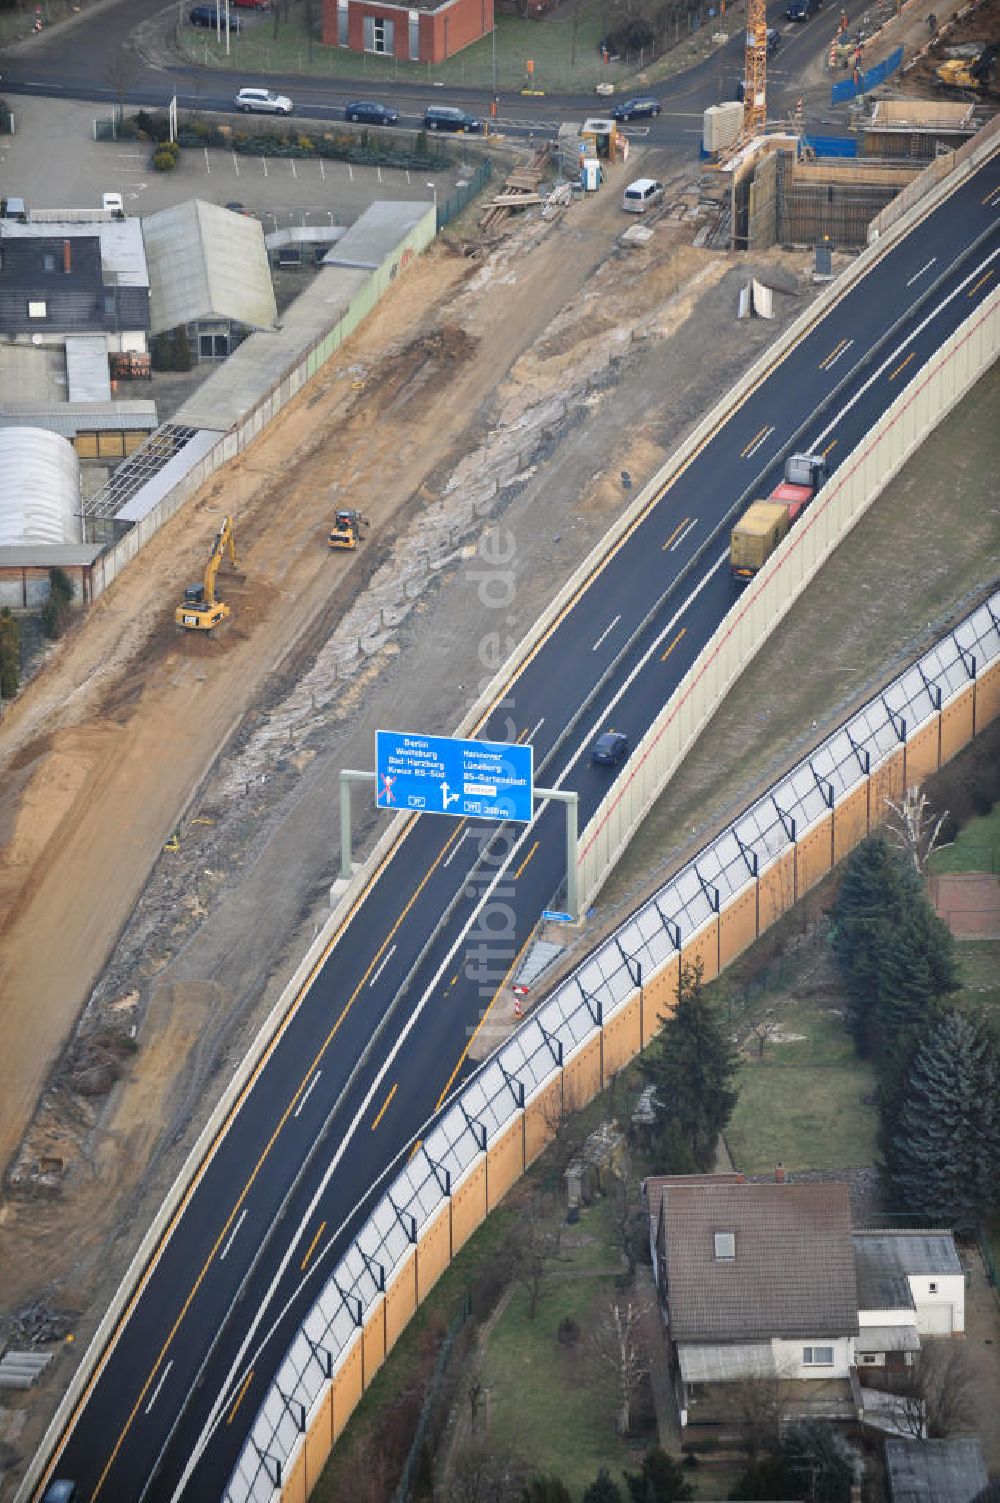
[889, 1009, 1000, 1233]
[643, 960, 738, 1172]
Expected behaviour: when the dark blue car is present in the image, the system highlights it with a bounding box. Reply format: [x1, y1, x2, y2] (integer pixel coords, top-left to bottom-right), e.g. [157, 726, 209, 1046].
[345, 100, 400, 126]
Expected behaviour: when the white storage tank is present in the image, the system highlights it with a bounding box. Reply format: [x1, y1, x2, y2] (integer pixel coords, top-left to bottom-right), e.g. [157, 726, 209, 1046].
[0, 427, 81, 545]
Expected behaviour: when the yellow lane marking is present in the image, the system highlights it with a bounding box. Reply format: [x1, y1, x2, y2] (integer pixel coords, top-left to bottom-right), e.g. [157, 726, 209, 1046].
[371, 1084, 398, 1132]
[514, 840, 539, 880]
[409, 1138, 423, 1161]
[434, 930, 536, 1113]
[515, 727, 529, 744]
[300, 1220, 327, 1272]
[888, 351, 916, 382]
[226, 1369, 254, 1427]
[968, 269, 996, 297]
[819, 339, 847, 370]
[740, 425, 769, 457]
[983, 186, 1000, 204]
[661, 516, 690, 551]
[660, 627, 687, 664]
[88, 816, 469, 1500]
[822, 439, 838, 459]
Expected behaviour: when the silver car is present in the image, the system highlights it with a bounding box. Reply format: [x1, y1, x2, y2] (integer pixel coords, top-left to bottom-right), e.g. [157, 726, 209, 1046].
[234, 87, 293, 115]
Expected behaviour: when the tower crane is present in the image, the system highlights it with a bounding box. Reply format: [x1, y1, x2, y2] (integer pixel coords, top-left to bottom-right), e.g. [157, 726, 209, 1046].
[743, 0, 769, 135]
[175, 515, 236, 631]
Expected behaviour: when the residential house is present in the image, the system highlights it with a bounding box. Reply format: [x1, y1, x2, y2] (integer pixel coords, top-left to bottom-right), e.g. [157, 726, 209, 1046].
[649, 1175, 859, 1437]
[854, 1230, 965, 1380]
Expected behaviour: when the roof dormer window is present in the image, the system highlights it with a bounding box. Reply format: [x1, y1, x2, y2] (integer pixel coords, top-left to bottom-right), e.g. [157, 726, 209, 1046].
[714, 1231, 736, 1260]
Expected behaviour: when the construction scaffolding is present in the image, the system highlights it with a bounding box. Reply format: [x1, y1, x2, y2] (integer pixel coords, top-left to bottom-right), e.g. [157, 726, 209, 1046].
[738, 149, 919, 250]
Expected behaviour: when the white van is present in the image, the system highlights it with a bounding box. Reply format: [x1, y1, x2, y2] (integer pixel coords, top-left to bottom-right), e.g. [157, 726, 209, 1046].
[622, 178, 663, 213]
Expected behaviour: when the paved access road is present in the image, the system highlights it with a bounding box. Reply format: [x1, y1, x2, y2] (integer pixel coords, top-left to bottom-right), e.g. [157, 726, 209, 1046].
[35, 142, 999, 1503]
[0, 0, 868, 143]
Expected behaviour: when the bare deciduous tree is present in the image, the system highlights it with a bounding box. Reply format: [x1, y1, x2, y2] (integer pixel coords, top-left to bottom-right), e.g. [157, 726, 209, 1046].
[733, 1359, 795, 1456]
[883, 784, 952, 877]
[508, 1199, 561, 1320]
[451, 1441, 527, 1503]
[611, 1152, 647, 1278]
[588, 1293, 651, 1435]
[104, 49, 138, 127]
[539, 1077, 588, 1181]
[895, 1342, 975, 1439]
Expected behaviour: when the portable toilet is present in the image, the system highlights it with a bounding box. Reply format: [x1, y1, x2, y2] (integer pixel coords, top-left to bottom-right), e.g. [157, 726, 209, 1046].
[581, 158, 601, 191]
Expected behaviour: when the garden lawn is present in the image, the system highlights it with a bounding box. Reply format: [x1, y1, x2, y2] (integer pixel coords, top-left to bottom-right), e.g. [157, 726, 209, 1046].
[480, 1257, 632, 1497]
[176, 0, 640, 91]
[928, 803, 1000, 875]
[726, 995, 878, 1173]
[954, 938, 1000, 1021]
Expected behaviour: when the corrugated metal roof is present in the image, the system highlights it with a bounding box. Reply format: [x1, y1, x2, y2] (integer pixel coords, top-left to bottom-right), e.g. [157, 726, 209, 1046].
[65, 335, 112, 403]
[171, 263, 369, 433]
[856, 1323, 920, 1351]
[0, 427, 81, 544]
[664, 1181, 859, 1342]
[142, 200, 277, 336]
[322, 200, 433, 270]
[885, 1439, 988, 1503]
[114, 427, 219, 523]
[0, 401, 156, 436]
[854, 1231, 961, 1283]
[0, 543, 103, 566]
[677, 1342, 775, 1382]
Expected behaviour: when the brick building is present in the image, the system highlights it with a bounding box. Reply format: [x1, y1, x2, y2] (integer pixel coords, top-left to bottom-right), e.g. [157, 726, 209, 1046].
[322, 0, 493, 65]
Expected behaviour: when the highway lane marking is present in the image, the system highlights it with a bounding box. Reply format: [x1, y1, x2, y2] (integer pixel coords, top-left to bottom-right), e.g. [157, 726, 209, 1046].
[660, 627, 687, 663]
[968, 269, 996, 297]
[527, 716, 545, 742]
[443, 826, 478, 868]
[73, 169, 998, 1502]
[371, 1085, 397, 1132]
[515, 727, 529, 744]
[409, 1138, 423, 1161]
[368, 945, 397, 986]
[888, 351, 916, 382]
[819, 338, 853, 370]
[84, 816, 470, 1501]
[179, 545, 742, 1485]
[469, 167, 990, 748]
[435, 929, 537, 1112]
[514, 840, 539, 880]
[292, 1070, 322, 1118]
[144, 1362, 172, 1417]
[809, 245, 1000, 454]
[741, 424, 774, 459]
[668, 517, 698, 552]
[905, 258, 937, 287]
[226, 1369, 254, 1426]
[218, 1210, 248, 1262]
[591, 614, 621, 652]
[821, 439, 837, 459]
[983, 186, 1000, 205]
[300, 1220, 327, 1271]
[661, 517, 690, 550]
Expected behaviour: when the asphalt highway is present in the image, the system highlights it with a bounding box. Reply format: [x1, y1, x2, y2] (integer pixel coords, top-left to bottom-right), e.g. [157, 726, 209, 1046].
[31, 133, 999, 1502]
[2, 0, 867, 142]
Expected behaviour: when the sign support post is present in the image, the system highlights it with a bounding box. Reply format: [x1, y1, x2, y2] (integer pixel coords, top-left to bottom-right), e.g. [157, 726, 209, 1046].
[535, 786, 579, 923]
[339, 768, 376, 880]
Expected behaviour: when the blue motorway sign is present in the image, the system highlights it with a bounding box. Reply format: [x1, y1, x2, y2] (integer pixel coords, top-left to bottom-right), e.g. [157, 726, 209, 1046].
[376, 730, 533, 822]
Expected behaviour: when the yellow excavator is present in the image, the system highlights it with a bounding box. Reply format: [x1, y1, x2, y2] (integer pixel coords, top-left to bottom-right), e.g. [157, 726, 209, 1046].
[328, 509, 370, 551]
[175, 516, 236, 630]
[936, 43, 998, 93]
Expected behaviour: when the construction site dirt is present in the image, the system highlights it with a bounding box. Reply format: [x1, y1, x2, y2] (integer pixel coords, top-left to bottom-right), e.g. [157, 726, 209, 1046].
[0, 149, 997, 1496]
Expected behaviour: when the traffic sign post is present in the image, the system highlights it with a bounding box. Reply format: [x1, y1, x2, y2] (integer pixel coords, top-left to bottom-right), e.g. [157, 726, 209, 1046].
[375, 730, 533, 822]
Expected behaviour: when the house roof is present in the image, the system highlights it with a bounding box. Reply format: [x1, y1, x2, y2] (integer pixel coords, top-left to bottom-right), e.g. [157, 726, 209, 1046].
[884, 1438, 988, 1503]
[646, 1173, 743, 1237]
[856, 1324, 920, 1352]
[141, 200, 276, 336]
[662, 1181, 859, 1342]
[0, 231, 150, 336]
[853, 1230, 961, 1307]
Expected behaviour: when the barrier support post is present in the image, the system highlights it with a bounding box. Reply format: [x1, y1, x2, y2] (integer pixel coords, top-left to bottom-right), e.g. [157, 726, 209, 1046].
[340, 769, 376, 879]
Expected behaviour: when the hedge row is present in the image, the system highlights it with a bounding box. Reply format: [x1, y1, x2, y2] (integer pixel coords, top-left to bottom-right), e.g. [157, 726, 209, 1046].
[125, 110, 451, 172]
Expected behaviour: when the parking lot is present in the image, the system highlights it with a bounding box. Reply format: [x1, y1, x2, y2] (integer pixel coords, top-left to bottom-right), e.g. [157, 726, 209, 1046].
[0, 97, 473, 226]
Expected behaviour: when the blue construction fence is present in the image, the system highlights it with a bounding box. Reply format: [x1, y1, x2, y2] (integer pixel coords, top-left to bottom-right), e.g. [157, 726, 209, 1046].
[802, 134, 859, 157]
[831, 44, 903, 102]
